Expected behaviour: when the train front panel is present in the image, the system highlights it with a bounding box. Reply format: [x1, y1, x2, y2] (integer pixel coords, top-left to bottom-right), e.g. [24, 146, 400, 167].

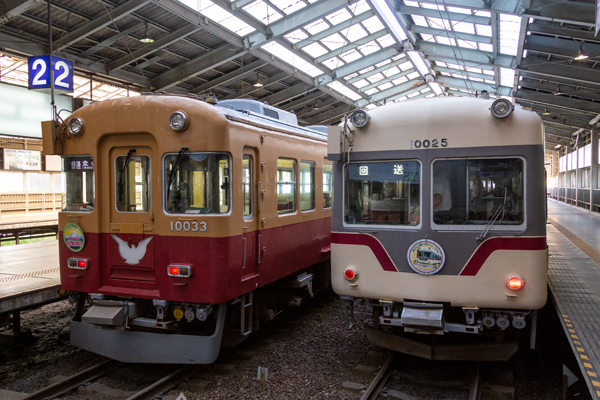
[45, 95, 331, 363]
[329, 97, 547, 345]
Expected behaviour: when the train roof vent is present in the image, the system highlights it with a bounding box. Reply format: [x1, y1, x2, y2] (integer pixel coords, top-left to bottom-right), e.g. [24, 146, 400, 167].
[217, 99, 298, 126]
[306, 125, 328, 134]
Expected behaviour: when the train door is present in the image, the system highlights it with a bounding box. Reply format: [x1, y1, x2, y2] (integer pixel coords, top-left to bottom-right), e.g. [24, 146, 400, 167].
[242, 148, 259, 280]
[105, 144, 156, 291]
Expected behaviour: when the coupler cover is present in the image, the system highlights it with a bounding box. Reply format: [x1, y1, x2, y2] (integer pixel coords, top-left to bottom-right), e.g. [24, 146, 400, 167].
[82, 305, 126, 326]
[401, 302, 443, 328]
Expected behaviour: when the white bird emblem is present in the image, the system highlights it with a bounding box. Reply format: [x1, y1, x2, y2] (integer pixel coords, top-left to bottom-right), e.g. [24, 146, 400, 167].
[111, 234, 153, 265]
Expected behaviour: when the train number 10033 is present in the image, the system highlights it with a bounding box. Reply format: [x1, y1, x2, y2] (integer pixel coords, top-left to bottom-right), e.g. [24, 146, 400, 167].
[411, 139, 448, 148]
[170, 220, 207, 232]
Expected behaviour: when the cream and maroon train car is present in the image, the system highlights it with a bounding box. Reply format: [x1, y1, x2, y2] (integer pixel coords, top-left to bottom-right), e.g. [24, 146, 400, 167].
[43, 95, 332, 364]
[328, 97, 547, 360]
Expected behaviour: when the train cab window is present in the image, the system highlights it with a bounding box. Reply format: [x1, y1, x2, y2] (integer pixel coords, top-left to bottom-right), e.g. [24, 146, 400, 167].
[432, 158, 524, 226]
[277, 159, 296, 214]
[164, 152, 230, 215]
[344, 161, 421, 226]
[116, 155, 151, 212]
[243, 155, 252, 218]
[300, 161, 315, 212]
[62, 156, 95, 212]
[323, 163, 333, 209]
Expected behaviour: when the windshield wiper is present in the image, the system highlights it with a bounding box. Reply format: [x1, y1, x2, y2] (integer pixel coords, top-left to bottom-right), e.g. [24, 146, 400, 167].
[478, 186, 509, 241]
[119, 149, 136, 185]
[167, 147, 189, 194]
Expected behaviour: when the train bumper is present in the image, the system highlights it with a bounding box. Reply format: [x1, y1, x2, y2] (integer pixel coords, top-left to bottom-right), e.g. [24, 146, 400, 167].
[365, 325, 518, 361]
[70, 303, 226, 364]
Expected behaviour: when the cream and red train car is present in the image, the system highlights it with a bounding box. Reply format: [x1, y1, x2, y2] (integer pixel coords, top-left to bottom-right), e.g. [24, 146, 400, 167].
[43, 95, 332, 364]
[328, 97, 547, 360]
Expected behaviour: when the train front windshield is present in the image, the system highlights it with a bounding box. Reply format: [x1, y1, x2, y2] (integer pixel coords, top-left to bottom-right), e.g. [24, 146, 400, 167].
[344, 161, 421, 226]
[433, 158, 524, 226]
[164, 152, 230, 214]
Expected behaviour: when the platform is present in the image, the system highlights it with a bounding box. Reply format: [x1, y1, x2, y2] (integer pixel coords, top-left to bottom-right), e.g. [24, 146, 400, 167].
[548, 199, 600, 400]
[0, 240, 63, 317]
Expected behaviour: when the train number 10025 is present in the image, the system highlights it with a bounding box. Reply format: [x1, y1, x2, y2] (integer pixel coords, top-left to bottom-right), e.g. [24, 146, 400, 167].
[411, 139, 448, 148]
[170, 220, 207, 232]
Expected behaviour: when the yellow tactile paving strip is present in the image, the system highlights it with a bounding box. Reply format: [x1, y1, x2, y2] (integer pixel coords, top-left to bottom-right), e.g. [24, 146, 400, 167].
[548, 218, 600, 267]
[548, 220, 600, 398]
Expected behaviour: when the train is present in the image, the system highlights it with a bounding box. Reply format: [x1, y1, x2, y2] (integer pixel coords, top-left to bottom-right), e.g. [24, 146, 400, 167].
[43, 94, 332, 364]
[328, 97, 547, 361]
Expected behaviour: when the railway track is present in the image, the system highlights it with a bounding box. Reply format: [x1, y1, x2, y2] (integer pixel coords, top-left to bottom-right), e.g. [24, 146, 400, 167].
[359, 354, 515, 400]
[22, 360, 201, 400]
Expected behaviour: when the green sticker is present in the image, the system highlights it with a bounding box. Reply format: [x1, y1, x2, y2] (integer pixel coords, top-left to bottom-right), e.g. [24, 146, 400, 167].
[63, 223, 85, 252]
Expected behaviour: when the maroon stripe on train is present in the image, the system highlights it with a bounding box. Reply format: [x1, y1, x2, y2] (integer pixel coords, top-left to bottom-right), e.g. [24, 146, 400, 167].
[331, 232, 397, 272]
[331, 232, 546, 276]
[459, 236, 547, 276]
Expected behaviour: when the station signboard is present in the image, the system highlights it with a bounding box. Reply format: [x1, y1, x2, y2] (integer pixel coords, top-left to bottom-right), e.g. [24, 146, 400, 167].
[27, 55, 74, 94]
[1, 149, 42, 171]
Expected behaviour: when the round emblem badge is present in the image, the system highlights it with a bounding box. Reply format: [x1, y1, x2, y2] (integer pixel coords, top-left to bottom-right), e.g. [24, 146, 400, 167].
[63, 223, 85, 252]
[407, 239, 445, 275]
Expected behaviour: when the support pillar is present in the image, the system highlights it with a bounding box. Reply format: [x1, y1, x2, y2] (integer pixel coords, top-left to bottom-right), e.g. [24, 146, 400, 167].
[566, 144, 572, 204]
[591, 129, 598, 210]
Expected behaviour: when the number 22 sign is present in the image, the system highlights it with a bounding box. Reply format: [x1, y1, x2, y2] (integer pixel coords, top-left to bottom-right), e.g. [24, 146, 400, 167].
[27, 55, 73, 93]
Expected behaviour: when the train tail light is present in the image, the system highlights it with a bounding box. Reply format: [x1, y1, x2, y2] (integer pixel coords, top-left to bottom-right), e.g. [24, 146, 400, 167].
[168, 264, 191, 277]
[68, 258, 88, 270]
[505, 274, 525, 291]
[344, 266, 359, 281]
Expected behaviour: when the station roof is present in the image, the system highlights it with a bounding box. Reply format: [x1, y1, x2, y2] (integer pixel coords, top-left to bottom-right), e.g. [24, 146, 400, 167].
[0, 0, 597, 152]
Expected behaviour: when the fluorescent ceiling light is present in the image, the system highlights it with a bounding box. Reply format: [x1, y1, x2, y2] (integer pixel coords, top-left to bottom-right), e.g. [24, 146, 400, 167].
[371, 0, 408, 43]
[407, 51, 431, 77]
[428, 82, 444, 96]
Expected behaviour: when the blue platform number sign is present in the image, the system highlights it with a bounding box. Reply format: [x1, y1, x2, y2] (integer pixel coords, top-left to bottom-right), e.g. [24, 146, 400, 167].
[28, 55, 73, 93]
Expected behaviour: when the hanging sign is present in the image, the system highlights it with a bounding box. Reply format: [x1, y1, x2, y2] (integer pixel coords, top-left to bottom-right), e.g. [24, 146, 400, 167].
[28, 55, 74, 93]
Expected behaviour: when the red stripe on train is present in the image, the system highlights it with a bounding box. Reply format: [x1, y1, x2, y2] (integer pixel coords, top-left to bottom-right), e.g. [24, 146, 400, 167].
[459, 236, 546, 276]
[331, 232, 397, 272]
[331, 232, 546, 276]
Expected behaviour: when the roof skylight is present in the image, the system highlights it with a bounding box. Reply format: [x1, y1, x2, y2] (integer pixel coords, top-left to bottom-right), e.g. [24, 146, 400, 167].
[500, 67, 515, 87]
[327, 81, 362, 100]
[371, 0, 408, 41]
[261, 42, 323, 77]
[302, 42, 329, 57]
[270, 0, 307, 15]
[326, 8, 352, 25]
[284, 29, 309, 44]
[499, 14, 521, 56]
[179, 0, 255, 36]
[321, 33, 348, 51]
[342, 24, 369, 42]
[304, 19, 330, 35]
[243, 0, 284, 24]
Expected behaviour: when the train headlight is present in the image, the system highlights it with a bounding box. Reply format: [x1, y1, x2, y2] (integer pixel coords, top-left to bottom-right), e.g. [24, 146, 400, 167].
[344, 265, 359, 281]
[490, 99, 514, 119]
[350, 110, 370, 128]
[68, 117, 85, 136]
[505, 274, 525, 291]
[169, 111, 189, 132]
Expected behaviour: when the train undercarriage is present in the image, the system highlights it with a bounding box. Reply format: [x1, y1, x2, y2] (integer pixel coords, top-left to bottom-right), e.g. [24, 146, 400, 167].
[68, 263, 330, 364]
[342, 297, 537, 361]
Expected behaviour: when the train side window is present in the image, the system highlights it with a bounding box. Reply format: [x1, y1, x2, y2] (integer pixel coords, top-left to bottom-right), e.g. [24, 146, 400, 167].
[164, 152, 230, 215]
[300, 161, 315, 212]
[277, 158, 296, 214]
[243, 155, 252, 218]
[62, 155, 95, 212]
[116, 155, 151, 212]
[323, 163, 333, 209]
[432, 158, 524, 226]
[344, 161, 421, 226]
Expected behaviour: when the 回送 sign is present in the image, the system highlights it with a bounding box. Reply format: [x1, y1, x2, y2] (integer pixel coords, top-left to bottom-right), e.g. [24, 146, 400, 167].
[28, 55, 73, 94]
